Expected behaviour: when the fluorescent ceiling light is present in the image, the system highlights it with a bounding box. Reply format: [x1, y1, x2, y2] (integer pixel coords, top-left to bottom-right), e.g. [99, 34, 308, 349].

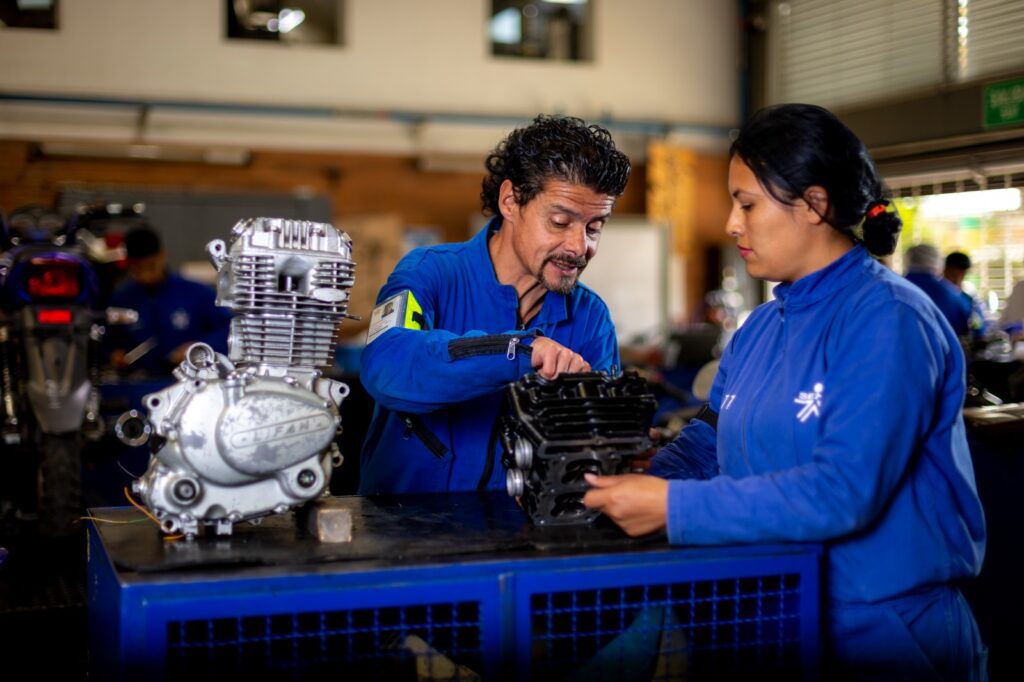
[39, 142, 250, 166]
[917, 188, 1022, 218]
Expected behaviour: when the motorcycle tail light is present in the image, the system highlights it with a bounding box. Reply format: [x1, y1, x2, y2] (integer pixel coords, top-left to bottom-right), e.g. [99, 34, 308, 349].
[38, 309, 73, 325]
[27, 259, 81, 298]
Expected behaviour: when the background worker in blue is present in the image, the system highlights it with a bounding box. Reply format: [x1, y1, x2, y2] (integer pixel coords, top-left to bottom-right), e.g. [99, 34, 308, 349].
[106, 226, 231, 374]
[905, 243, 973, 338]
[359, 115, 630, 494]
[943, 250, 988, 339]
[583, 104, 987, 680]
[999, 278, 1024, 340]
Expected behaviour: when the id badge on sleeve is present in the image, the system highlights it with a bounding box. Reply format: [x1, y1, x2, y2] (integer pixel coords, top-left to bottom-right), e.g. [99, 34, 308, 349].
[366, 290, 425, 344]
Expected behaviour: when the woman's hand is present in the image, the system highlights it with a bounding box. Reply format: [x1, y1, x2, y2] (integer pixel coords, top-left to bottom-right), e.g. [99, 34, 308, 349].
[582, 473, 669, 537]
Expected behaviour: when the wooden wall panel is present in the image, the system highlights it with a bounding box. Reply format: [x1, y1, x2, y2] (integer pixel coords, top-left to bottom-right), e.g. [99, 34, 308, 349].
[694, 155, 731, 244]
[647, 143, 732, 319]
[689, 154, 733, 319]
[0, 142, 647, 244]
[0, 140, 650, 329]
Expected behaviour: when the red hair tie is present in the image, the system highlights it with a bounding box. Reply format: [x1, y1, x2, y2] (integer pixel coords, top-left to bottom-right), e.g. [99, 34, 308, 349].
[866, 203, 887, 219]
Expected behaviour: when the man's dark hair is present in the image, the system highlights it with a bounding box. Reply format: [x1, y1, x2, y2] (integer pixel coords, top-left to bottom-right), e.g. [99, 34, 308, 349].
[945, 251, 971, 271]
[480, 115, 631, 216]
[124, 226, 162, 260]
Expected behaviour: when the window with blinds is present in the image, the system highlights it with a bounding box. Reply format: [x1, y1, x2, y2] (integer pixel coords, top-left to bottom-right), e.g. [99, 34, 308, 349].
[892, 198, 1024, 313]
[768, 0, 1024, 110]
[955, 0, 1024, 81]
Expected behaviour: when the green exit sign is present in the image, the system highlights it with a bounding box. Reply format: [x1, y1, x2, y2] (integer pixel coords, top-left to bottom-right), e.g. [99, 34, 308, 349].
[984, 78, 1024, 128]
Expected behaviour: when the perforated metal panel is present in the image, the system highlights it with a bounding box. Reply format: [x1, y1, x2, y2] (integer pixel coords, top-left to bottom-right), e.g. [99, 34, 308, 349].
[167, 602, 484, 680]
[528, 574, 802, 680]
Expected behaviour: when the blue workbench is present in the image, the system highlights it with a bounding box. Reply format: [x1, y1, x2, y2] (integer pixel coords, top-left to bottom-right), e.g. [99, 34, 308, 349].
[87, 492, 821, 681]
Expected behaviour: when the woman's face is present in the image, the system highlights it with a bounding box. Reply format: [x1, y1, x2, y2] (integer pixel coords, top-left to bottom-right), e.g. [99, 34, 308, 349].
[726, 157, 822, 283]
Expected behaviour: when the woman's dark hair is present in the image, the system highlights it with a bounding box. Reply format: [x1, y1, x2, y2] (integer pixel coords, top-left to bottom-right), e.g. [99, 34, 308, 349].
[730, 103, 902, 256]
[481, 115, 631, 216]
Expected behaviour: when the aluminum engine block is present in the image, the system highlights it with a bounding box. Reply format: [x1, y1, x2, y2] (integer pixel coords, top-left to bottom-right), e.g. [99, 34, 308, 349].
[127, 218, 356, 538]
[502, 371, 657, 526]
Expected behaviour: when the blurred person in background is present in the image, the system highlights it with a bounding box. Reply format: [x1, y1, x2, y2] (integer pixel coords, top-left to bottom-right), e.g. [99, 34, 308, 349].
[105, 226, 230, 375]
[905, 243, 972, 337]
[943, 250, 987, 339]
[584, 103, 986, 680]
[999, 278, 1024, 342]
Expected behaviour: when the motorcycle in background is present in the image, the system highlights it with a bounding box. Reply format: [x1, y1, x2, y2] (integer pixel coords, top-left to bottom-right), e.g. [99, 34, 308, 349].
[0, 206, 135, 536]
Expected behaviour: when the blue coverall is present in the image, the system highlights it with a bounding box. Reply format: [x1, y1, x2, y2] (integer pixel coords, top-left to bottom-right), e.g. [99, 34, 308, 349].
[652, 246, 988, 679]
[107, 272, 230, 373]
[359, 218, 619, 494]
[906, 270, 973, 337]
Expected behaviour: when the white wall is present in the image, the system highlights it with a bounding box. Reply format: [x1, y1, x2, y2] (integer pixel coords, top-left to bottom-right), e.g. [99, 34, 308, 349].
[580, 217, 674, 344]
[0, 0, 739, 126]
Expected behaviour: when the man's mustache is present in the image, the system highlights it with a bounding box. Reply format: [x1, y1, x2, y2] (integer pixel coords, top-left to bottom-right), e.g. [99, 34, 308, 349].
[544, 253, 587, 270]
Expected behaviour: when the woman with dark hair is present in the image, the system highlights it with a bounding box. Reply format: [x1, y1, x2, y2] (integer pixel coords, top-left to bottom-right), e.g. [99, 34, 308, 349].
[584, 104, 987, 679]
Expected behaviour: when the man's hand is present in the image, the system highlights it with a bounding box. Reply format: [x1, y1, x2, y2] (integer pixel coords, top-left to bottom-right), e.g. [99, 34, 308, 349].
[529, 337, 590, 379]
[582, 473, 668, 537]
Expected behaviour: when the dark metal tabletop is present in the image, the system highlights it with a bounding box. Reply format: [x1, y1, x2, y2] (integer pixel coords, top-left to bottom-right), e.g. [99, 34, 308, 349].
[88, 491, 672, 579]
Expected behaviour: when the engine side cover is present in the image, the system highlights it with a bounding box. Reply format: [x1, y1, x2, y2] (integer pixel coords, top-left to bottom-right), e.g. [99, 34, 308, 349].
[218, 390, 335, 475]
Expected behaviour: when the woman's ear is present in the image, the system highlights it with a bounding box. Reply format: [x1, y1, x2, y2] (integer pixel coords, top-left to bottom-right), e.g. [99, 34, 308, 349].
[802, 186, 829, 225]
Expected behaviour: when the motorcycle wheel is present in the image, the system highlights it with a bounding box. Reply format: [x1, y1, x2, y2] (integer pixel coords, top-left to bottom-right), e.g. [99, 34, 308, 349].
[36, 434, 82, 537]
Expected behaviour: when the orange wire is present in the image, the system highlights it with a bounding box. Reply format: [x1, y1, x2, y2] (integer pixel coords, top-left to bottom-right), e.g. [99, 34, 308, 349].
[123, 486, 184, 542]
[78, 515, 148, 525]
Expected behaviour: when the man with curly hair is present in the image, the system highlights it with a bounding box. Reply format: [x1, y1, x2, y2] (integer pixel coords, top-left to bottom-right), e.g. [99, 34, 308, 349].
[359, 115, 631, 494]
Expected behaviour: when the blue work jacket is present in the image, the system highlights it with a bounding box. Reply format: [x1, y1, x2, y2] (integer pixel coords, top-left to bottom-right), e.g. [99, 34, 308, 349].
[906, 270, 972, 337]
[652, 246, 986, 606]
[359, 219, 619, 494]
[106, 272, 231, 373]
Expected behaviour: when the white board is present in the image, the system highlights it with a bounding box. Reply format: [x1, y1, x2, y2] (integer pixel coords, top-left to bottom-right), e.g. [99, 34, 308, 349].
[581, 218, 669, 344]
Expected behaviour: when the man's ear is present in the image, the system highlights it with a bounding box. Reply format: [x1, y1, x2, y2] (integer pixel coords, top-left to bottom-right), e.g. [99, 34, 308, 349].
[802, 186, 829, 225]
[498, 179, 519, 221]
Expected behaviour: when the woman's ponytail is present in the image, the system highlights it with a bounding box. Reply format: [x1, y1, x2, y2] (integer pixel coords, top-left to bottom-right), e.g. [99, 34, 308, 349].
[860, 199, 902, 256]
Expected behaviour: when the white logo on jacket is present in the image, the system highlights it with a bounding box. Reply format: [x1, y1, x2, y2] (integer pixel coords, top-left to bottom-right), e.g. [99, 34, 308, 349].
[171, 309, 190, 331]
[794, 383, 824, 422]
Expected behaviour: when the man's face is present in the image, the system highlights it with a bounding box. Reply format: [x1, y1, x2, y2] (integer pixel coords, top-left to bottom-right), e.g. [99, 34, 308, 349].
[944, 267, 967, 288]
[127, 251, 167, 288]
[502, 179, 615, 294]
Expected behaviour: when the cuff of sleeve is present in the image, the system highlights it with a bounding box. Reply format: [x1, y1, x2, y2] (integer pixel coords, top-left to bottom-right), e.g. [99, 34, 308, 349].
[516, 329, 544, 346]
[648, 452, 674, 479]
[666, 479, 689, 545]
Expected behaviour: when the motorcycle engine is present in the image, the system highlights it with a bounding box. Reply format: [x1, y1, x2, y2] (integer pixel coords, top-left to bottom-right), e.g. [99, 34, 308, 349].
[126, 218, 356, 538]
[501, 371, 657, 526]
